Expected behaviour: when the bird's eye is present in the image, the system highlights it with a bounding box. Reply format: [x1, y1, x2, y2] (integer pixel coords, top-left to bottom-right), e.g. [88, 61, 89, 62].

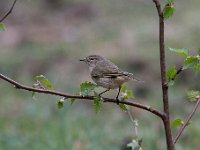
[89, 58, 95, 61]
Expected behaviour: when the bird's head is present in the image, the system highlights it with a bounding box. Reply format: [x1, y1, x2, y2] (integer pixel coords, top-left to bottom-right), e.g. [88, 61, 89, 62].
[79, 55, 104, 68]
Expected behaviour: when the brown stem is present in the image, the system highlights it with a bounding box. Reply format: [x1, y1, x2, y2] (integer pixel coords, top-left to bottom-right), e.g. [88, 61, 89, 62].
[173, 97, 200, 144]
[176, 67, 183, 76]
[0, 73, 164, 119]
[0, 0, 17, 22]
[152, 0, 174, 149]
[171, 66, 183, 81]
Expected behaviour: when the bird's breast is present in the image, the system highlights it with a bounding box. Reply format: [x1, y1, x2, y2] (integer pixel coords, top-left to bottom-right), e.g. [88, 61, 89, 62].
[91, 76, 128, 89]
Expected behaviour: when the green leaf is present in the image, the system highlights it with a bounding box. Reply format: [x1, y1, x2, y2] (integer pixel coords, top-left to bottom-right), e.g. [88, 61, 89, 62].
[42, 79, 53, 89]
[57, 99, 64, 109]
[34, 75, 45, 81]
[94, 92, 101, 113]
[119, 103, 129, 112]
[0, 23, 6, 32]
[183, 56, 199, 70]
[167, 67, 177, 86]
[121, 84, 134, 100]
[127, 90, 134, 98]
[167, 67, 177, 80]
[172, 118, 184, 128]
[163, 3, 175, 19]
[121, 84, 127, 93]
[34, 75, 53, 89]
[187, 90, 200, 102]
[168, 47, 189, 57]
[70, 98, 76, 105]
[80, 81, 97, 96]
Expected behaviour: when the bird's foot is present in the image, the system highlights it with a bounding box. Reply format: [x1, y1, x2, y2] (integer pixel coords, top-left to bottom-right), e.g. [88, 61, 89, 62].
[116, 98, 120, 105]
[96, 94, 105, 102]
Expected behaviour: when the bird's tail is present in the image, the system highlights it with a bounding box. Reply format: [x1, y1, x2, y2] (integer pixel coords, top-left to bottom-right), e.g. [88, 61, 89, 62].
[123, 72, 144, 83]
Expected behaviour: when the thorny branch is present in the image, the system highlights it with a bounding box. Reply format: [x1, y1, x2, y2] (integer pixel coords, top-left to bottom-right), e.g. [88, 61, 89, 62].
[0, 73, 164, 119]
[0, 0, 17, 22]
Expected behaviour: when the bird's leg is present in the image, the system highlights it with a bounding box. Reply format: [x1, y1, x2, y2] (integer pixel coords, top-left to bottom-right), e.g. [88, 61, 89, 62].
[98, 89, 110, 97]
[116, 86, 121, 105]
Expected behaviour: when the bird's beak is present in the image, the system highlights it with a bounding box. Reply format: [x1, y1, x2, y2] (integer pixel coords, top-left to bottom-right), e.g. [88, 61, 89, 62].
[79, 57, 86, 62]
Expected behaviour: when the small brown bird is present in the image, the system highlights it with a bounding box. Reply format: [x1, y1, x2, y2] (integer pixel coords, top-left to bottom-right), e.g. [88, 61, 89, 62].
[80, 55, 141, 103]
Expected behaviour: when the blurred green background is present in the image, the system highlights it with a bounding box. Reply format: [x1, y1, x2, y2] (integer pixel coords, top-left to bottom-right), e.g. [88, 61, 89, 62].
[0, 0, 200, 149]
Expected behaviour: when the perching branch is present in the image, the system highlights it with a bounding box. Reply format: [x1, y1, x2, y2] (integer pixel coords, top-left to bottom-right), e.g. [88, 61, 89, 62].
[0, 73, 164, 119]
[173, 97, 200, 144]
[152, 0, 174, 149]
[0, 0, 17, 22]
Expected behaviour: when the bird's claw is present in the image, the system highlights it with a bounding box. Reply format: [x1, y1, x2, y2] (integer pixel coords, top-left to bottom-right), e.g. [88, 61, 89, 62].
[97, 95, 105, 102]
[116, 98, 120, 105]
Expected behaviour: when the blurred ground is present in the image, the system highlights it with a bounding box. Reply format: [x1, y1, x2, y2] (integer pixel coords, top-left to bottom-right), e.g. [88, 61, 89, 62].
[0, 0, 200, 149]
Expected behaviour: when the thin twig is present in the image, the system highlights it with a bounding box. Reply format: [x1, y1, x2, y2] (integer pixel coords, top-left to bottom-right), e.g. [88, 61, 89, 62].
[173, 97, 200, 144]
[0, 73, 164, 119]
[152, 0, 162, 16]
[128, 110, 138, 136]
[0, 0, 17, 22]
[176, 67, 183, 76]
[172, 66, 183, 80]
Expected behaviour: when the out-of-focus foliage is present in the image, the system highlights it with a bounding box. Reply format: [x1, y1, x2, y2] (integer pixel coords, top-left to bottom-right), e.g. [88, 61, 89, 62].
[0, 23, 6, 31]
[187, 90, 200, 102]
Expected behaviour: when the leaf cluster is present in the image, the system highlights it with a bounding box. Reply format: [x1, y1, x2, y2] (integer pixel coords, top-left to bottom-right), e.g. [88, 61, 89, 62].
[187, 90, 200, 102]
[167, 48, 200, 86]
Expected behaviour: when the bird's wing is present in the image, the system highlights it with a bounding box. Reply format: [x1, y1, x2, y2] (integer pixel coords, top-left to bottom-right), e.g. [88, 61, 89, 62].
[101, 72, 126, 78]
[91, 60, 123, 78]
